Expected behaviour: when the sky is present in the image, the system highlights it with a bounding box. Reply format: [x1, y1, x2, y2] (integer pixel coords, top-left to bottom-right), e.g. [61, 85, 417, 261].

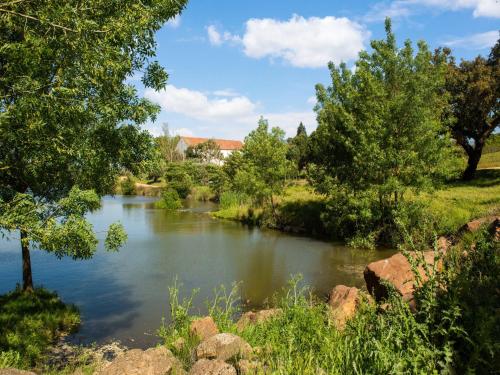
[137, 0, 500, 140]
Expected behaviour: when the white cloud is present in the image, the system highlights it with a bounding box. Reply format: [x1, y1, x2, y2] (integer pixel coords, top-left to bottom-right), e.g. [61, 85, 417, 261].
[166, 15, 181, 28]
[144, 85, 256, 122]
[444, 30, 499, 49]
[144, 85, 317, 138]
[171, 127, 194, 137]
[367, 0, 500, 21]
[207, 15, 369, 68]
[207, 25, 241, 46]
[213, 89, 240, 97]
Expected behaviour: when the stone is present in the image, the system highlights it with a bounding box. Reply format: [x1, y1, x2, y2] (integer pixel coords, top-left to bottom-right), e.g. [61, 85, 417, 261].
[0, 370, 36, 375]
[236, 308, 282, 331]
[237, 359, 261, 374]
[488, 217, 500, 241]
[196, 333, 252, 361]
[189, 359, 236, 375]
[436, 236, 450, 253]
[327, 285, 366, 329]
[95, 346, 185, 375]
[190, 316, 219, 341]
[364, 250, 438, 304]
[459, 216, 499, 236]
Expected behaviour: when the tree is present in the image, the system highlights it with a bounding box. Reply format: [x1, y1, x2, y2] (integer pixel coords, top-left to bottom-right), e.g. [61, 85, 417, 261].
[287, 122, 309, 171]
[0, 0, 187, 291]
[157, 124, 182, 163]
[227, 118, 291, 215]
[140, 146, 167, 183]
[444, 38, 500, 180]
[309, 18, 456, 209]
[188, 139, 223, 164]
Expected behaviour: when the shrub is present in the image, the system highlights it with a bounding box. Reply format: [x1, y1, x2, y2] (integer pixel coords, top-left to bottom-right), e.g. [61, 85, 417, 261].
[119, 175, 137, 195]
[155, 189, 182, 210]
[189, 186, 214, 202]
[165, 164, 193, 199]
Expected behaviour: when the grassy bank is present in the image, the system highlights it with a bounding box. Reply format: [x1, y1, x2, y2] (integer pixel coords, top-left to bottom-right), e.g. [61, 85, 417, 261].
[0, 288, 80, 369]
[478, 150, 500, 169]
[159, 229, 499, 374]
[212, 170, 500, 243]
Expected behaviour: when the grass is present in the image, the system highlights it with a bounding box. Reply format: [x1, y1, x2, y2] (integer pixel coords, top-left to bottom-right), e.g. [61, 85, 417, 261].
[478, 150, 500, 169]
[0, 288, 80, 369]
[189, 185, 215, 202]
[158, 230, 499, 374]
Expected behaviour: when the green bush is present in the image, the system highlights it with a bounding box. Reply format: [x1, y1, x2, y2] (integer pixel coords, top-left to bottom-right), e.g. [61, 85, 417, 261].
[155, 189, 182, 210]
[165, 164, 193, 199]
[189, 186, 214, 202]
[119, 175, 137, 195]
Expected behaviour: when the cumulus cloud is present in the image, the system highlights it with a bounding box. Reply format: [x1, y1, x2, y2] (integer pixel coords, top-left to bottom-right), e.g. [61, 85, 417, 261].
[213, 89, 240, 97]
[444, 30, 499, 50]
[366, 0, 500, 21]
[144, 85, 316, 137]
[206, 15, 369, 68]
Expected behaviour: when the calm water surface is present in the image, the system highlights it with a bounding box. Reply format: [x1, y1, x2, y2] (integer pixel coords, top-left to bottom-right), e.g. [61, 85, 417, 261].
[0, 196, 395, 348]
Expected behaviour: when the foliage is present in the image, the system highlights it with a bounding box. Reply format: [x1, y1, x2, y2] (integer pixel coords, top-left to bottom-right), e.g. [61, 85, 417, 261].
[119, 175, 137, 195]
[444, 38, 500, 180]
[155, 188, 182, 210]
[165, 163, 193, 199]
[0, 288, 80, 368]
[226, 118, 293, 213]
[189, 186, 214, 202]
[0, 0, 186, 290]
[187, 139, 223, 164]
[156, 124, 182, 163]
[139, 147, 167, 183]
[287, 122, 309, 172]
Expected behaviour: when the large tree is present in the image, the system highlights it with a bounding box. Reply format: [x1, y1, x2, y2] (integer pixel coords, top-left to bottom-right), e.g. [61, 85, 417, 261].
[0, 0, 187, 291]
[309, 19, 456, 207]
[287, 122, 309, 171]
[445, 38, 499, 180]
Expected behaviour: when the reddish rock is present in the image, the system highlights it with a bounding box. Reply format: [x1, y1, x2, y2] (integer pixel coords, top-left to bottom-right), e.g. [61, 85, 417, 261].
[190, 316, 219, 341]
[189, 359, 236, 375]
[437, 236, 450, 253]
[196, 333, 252, 361]
[236, 308, 282, 331]
[327, 285, 366, 329]
[459, 216, 499, 235]
[95, 346, 185, 375]
[364, 251, 438, 303]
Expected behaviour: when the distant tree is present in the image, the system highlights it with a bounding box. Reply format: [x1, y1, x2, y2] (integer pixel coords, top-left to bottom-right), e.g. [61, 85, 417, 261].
[287, 122, 309, 171]
[228, 118, 291, 215]
[0, 0, 186, 291]
[188, 139, 223, 164]
[309, 19, 456, 206]
[157, 124, 182, 163]
[140, 147, 167, 183]
[444, 38, 500, 180]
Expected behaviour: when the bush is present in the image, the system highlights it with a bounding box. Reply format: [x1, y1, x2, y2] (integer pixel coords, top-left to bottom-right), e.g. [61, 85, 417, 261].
[155, 189, 182, 210]
[189, 186, 214, 202]
[119, 175, 137, 195]
[165, 164, 193, 199]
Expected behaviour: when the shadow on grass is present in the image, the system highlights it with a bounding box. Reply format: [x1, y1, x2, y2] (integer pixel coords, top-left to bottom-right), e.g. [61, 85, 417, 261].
[449, 169, 500, 188]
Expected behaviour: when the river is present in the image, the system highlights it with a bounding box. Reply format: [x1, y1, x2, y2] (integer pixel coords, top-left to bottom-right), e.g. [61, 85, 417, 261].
[0, 196, 395, 348]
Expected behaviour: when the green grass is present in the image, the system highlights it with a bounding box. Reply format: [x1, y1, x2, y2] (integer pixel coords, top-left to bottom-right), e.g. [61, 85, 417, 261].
[189, 185, 215, 202]
[0, 288, 80, 369]
[478, 151, 500, 169]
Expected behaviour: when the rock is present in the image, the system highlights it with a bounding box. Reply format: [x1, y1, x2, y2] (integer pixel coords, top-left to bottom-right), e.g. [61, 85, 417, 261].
[189, 359, 236, 375]
[0, 370, 37, 375]
[190, 316, 219, 341]
[488, 217, 500, 241]
[436, 236, 450, 253]
[327, 285, 368, 329]
[196, 333, 252, 361]
[95, 346, 185, 375]
[364, 251, 438, 304]
[459, 216, 499, 235]
[236, 308, 282, 331]
[237, 359, 261, 374]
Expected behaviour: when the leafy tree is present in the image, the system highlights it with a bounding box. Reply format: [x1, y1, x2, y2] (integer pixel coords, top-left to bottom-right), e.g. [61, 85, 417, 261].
[140, 146, 167, 183]
[164, 163, 193, 198]
[444, 38, 500, 180]
[0, 0, 187, 291]
[310, 19, 456, 204]
[227, 118, 291, 216]
[187, 139, 223, 164]
[157, 124, 182, 163]
[287, 122, 309, 171]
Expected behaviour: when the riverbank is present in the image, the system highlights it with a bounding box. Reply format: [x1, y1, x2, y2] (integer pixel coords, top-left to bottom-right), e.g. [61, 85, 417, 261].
[212, 170, 500, 245]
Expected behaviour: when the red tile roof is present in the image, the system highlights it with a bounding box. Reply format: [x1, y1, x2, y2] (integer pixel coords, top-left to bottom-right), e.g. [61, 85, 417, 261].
[181, 137, 243, 150]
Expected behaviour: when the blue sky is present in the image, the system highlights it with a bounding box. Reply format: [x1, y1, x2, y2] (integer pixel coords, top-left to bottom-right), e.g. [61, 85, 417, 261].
[138, 0, 500, 140]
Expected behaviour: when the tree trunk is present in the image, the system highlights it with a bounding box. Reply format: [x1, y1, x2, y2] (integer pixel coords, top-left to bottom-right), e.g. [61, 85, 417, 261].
[20, 230, 34, 292]
[463, 145, 483, 181]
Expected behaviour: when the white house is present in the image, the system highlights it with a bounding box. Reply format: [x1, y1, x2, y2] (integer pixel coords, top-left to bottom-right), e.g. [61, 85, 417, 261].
[176, 136, 243, 162]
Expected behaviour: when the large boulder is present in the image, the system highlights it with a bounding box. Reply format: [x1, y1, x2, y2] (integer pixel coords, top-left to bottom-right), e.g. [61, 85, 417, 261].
[0, 370, 36, 375]
[328, 285, 369, 329]
[196, 333, 252, 361]
[364, 251, 438, 304]
[189, 359, 236, 375]
[190, 316, 219, 341]
[236, 308, 282, 331]
[95, 346, 185, 375]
